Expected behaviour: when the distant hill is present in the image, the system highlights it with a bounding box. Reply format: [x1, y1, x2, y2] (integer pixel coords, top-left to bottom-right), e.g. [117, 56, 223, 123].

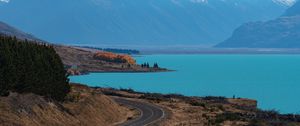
[0, 0, 290, 46]
[0, 21, 42, 41]
[216, 1, 300, 48]
[76, 46, 140, 55]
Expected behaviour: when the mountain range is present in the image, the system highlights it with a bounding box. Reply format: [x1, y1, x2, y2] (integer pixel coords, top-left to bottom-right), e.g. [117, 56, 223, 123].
[216, 1, 300, 48]
[0, 0, 292, 46]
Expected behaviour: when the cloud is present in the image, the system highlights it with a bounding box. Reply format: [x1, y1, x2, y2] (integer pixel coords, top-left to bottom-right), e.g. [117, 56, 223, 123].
[0, 0, 10, 3]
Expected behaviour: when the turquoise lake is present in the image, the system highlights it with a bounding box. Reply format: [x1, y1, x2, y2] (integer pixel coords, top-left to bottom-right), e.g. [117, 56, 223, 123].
[70, 54, 300, 114]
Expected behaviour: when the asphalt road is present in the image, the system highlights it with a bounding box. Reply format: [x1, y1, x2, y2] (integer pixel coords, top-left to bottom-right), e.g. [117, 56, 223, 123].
[114, 98, 165, 126]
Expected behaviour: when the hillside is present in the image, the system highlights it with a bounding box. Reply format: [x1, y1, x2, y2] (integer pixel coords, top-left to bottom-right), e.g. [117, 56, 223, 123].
[0, 84, 131, 126]
[101, 87, 300, 126]
[55, 45, 167, 75]
[0, 36, 132, 125]
[216, 1, 300, 48]
[0, 31, 134, 126]
[0, 21, 42, 41]
[0, 0, 290, 46]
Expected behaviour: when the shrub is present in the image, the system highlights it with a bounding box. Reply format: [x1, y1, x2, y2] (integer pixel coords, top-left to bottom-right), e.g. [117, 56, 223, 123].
[215, 112, 242, 124]
[120, 88, 136, 93]
[93, 51, 136, 64]
[140, 93, 165, 101]
[203, 96, 226, 101]
[188, 100, 206, 107]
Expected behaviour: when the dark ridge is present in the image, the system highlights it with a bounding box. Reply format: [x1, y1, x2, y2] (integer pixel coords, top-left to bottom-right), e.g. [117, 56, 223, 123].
[0, 21, 44, 42]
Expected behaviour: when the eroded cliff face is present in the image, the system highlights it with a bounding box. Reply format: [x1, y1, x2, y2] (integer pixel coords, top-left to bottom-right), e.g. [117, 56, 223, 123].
[0, 84, 129, 126]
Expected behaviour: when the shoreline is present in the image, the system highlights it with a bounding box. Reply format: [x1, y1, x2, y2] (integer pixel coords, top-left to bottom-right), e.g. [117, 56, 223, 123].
[91, 86, 292, 115]
[69, 68, 173, 76]
[89, 85, 300, 125]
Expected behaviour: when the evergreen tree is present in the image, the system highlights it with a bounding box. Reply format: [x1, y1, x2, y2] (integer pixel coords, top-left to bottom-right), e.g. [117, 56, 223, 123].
[0, 35, 70, 101]
[153, 63, 159, 68]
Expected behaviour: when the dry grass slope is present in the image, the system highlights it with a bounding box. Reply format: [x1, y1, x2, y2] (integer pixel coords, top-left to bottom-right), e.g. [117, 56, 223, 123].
[54, 45, 168, 75]
[0, 85, 130, 126]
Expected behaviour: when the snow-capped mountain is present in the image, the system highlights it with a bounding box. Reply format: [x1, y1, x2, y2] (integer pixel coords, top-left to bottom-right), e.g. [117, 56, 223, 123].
[187, 0, 297, 6]
[0, 0, 290, 46]
[0, 0, 9, 3]
[189, 0, 297, 6]
[273, 0, 297, 6]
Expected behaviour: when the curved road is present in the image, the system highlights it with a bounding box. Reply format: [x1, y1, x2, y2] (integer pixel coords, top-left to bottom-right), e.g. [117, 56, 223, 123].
[114, 98, 165, 126]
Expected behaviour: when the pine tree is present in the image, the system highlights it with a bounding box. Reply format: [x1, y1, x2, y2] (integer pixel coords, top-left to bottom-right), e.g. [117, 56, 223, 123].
[153, 63, 159, 68]
[0, 35, 70, 101]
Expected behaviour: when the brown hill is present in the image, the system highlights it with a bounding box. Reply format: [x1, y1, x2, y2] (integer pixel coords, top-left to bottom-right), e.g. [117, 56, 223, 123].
[55, 45, 168, 75]
[0, 84, 131, 126]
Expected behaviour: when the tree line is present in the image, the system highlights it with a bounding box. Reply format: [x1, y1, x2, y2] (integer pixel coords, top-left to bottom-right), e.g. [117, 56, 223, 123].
[0, 35, 70, 101]
[77, 46, 140, 55]
[141, 62, 159, 68]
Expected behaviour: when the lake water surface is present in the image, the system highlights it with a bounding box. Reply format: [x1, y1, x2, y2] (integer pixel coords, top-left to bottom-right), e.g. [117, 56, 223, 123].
[70, 54, 300, 114]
